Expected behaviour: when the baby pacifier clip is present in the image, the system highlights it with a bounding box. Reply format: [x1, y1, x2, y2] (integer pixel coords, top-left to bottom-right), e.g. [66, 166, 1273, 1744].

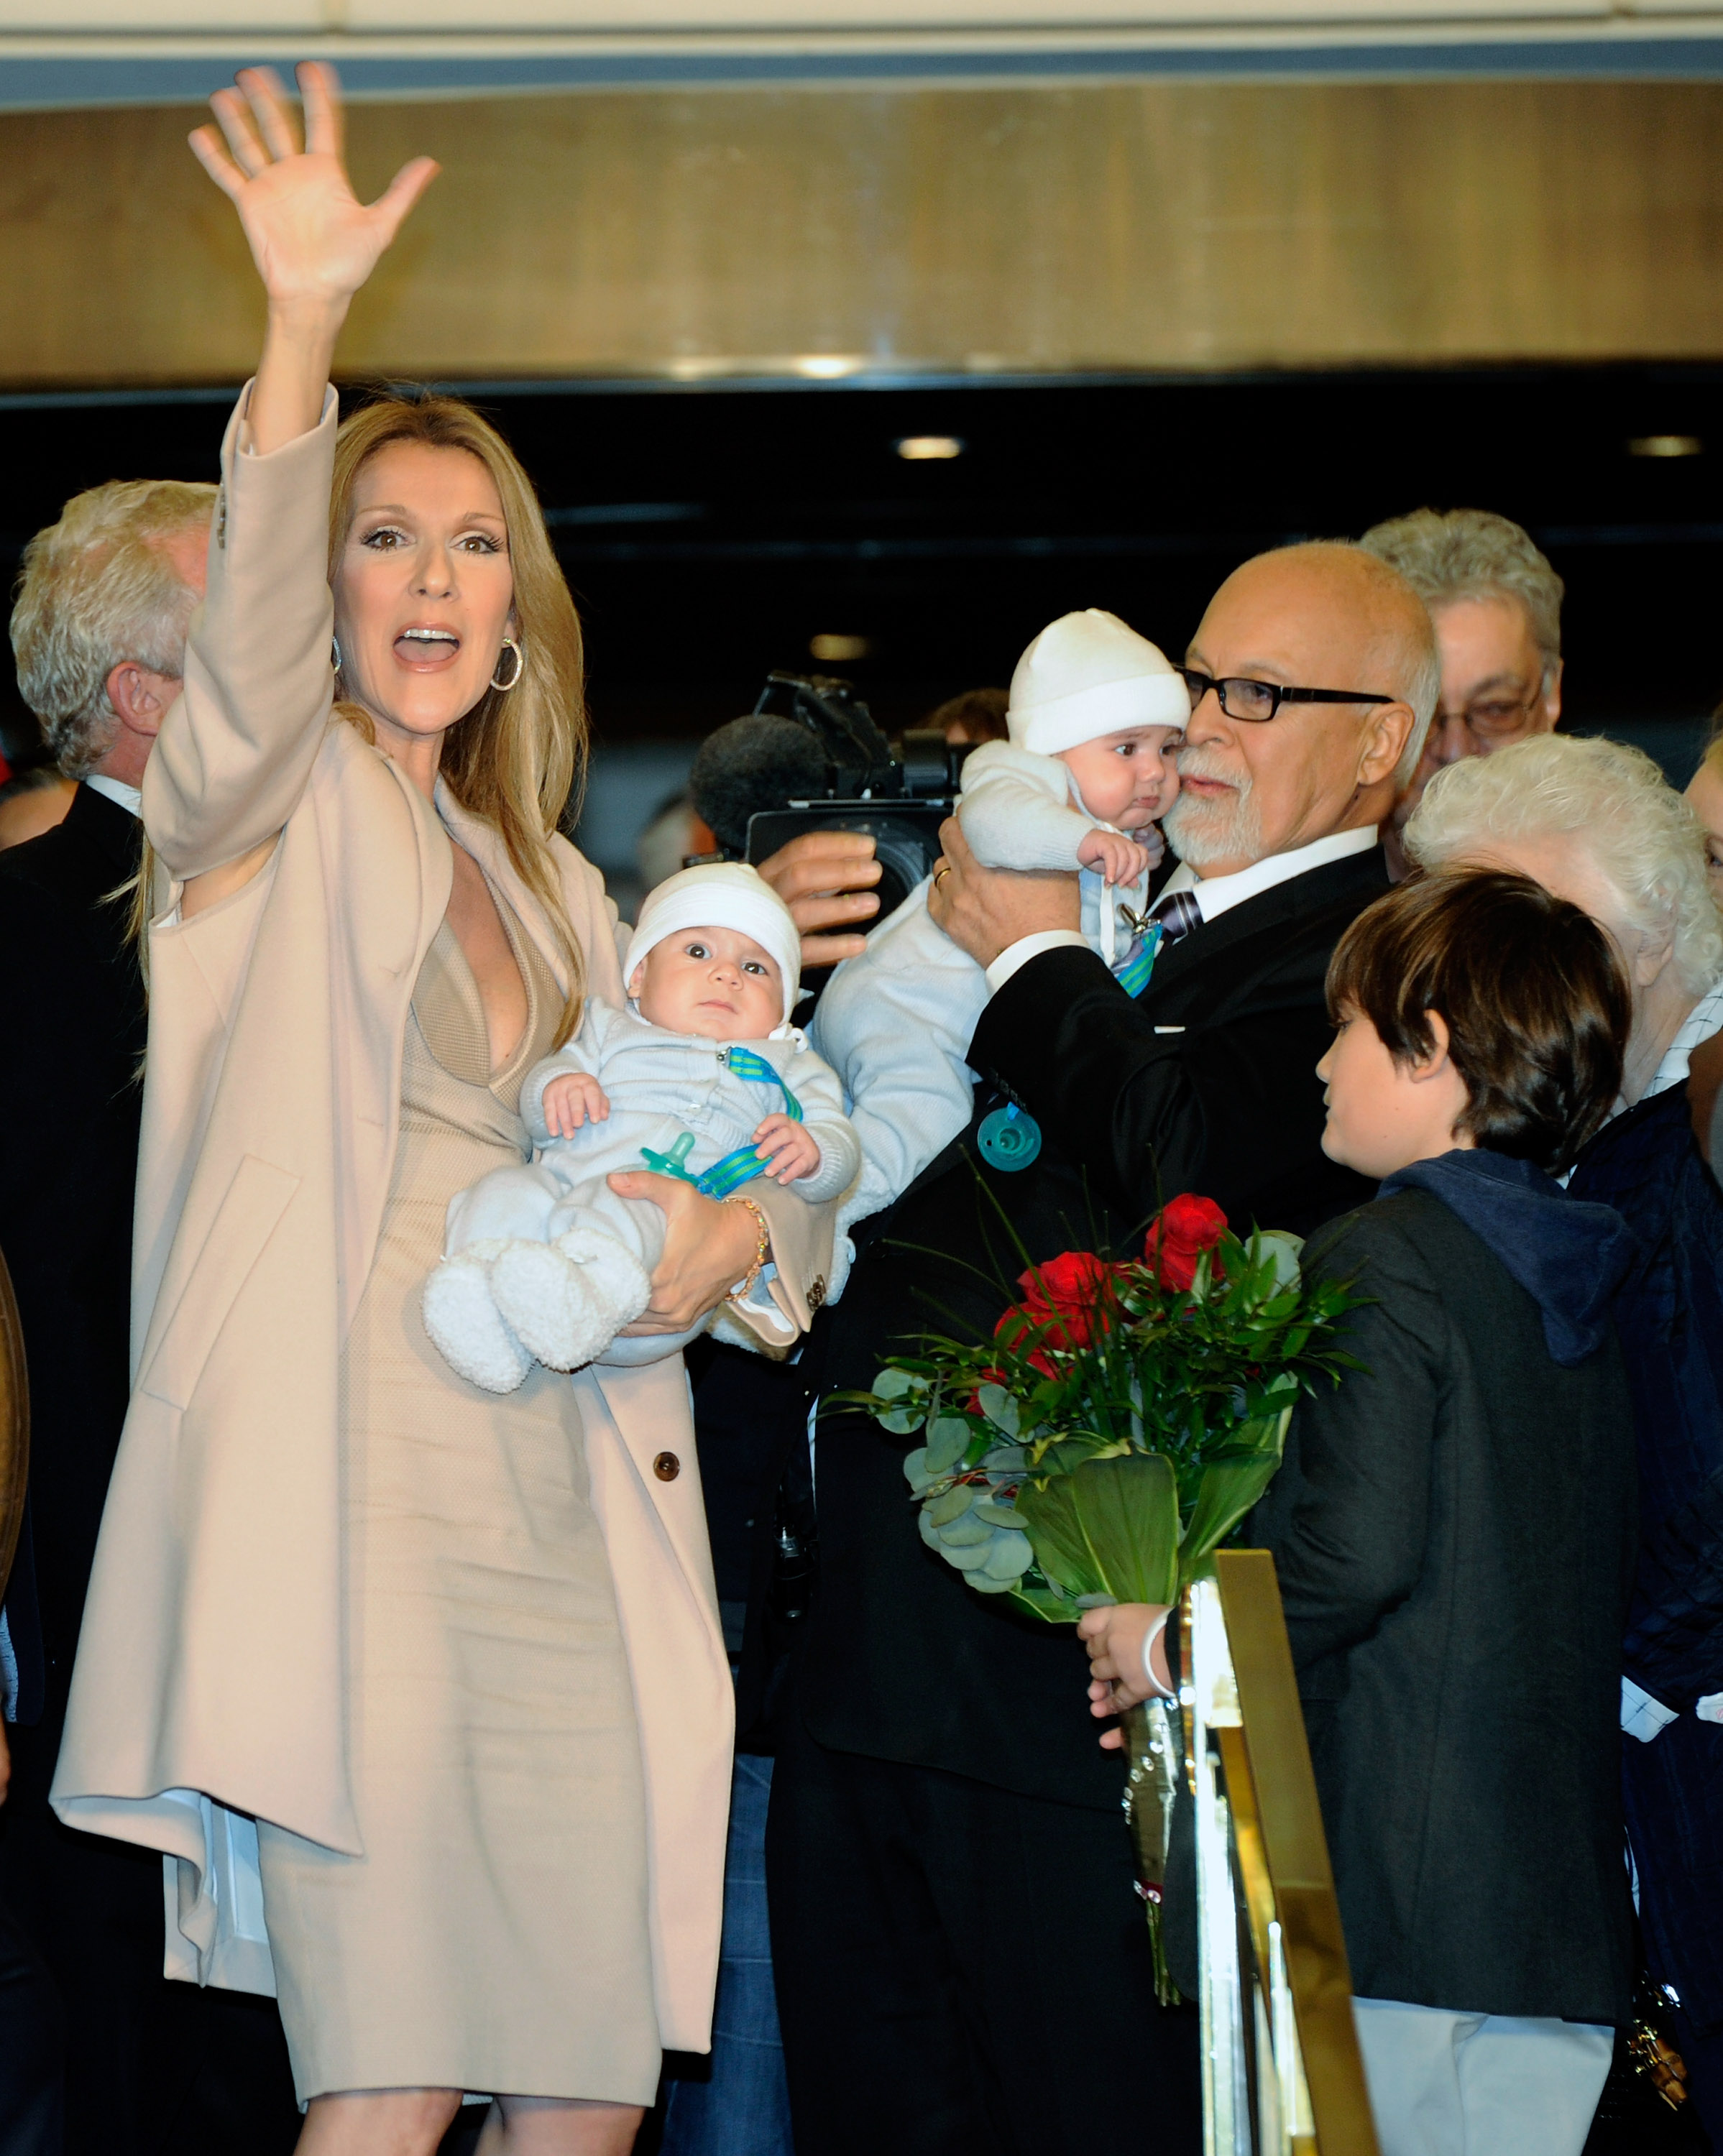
[638, 1046, 805, 1200]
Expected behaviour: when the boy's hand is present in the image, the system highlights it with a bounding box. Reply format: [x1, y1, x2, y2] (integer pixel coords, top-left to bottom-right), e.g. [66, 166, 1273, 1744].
[1078, 1602, 1172, 1749]
[541, 1071, 610, 1138]
[1076, 828, 1153, 889]
[754, 1114, 822, 1184]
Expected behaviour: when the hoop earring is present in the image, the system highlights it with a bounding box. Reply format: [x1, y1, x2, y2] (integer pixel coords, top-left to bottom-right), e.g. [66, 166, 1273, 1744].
[490, 638, 523, 693]
[331, 635, 342, 675]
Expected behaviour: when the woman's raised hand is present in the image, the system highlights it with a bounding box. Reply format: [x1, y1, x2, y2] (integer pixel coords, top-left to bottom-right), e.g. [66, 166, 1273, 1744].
[191, 63, 436, 313]
[190, 64, 438, 453]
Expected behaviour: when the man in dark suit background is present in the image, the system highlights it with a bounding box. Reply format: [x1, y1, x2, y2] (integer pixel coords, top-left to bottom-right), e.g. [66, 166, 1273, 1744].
[1, 480, 300, 2154]
[766, 543, 1438, 2156]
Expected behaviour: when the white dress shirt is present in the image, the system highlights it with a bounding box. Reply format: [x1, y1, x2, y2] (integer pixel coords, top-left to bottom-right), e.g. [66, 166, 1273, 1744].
[983, 823, 1379, 993]
[83, 773, 142, 819]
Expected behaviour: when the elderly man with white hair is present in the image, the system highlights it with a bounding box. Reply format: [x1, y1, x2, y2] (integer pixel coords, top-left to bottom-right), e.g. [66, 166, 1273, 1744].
[0, 479, 301, 2152]
[1407, 732, 1723, 2145]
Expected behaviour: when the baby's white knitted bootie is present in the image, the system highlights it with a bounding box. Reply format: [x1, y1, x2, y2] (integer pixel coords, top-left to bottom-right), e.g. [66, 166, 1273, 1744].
[422, 1243, 534, 1394]
[491, 1227, 653, 1371]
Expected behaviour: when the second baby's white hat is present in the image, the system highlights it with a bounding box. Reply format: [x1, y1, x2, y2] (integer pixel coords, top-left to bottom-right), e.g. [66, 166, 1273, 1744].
[1008, 609, 1189, 757]
[623, 862, 804, 1025]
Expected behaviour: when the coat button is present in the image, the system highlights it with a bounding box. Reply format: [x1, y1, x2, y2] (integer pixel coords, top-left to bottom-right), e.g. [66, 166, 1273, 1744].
[653, 1451, 681, 1482]
[807, 1276, 827, 1311]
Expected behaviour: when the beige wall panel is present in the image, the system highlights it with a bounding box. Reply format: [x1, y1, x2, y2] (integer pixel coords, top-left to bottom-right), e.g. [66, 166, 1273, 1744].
[1, 80, 1721, 387]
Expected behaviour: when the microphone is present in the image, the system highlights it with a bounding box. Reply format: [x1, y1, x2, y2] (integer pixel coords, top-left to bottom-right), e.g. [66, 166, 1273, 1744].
[689, 714, 835, 856]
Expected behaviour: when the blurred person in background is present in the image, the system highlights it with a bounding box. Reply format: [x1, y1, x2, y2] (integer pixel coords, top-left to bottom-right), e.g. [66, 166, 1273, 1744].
[924, 684, 1008, 746]
[1360, 507, 1563, 877]
[1, 474, 305, 2150]
[1407, 733, 1723, 2145]
[1688, 727, 1723, 904]
[0, 761, 75, 851]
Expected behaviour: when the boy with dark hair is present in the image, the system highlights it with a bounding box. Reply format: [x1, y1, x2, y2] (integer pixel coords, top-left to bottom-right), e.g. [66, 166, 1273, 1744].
[1082, 868, 1640, 2156]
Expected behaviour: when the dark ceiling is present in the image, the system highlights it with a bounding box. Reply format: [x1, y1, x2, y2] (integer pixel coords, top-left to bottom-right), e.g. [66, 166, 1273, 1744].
[3, 361, 1718, 760]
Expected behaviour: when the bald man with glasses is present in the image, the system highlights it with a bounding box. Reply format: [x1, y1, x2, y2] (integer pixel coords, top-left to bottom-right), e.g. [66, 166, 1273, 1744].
[765, 542, 1438, 2156]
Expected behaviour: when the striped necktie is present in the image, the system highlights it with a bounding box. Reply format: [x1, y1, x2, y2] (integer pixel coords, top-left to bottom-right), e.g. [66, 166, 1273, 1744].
[1149, 887, 1205, 946]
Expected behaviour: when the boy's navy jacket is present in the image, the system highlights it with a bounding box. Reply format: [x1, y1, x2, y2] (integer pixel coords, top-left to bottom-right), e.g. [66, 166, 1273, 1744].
[1378, 1148, 1636, 1365]
[1252, 1173, 1638, 2026]
[1569, 1083, 1723, 2035]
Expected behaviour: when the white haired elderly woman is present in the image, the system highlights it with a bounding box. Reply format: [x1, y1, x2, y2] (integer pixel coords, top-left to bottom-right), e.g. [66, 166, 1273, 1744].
[1407, 732, 1723, 2142]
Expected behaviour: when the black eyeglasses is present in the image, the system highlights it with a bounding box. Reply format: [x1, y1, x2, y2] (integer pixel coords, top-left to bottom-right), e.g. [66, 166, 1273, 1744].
[1177, 667, 1395, 725]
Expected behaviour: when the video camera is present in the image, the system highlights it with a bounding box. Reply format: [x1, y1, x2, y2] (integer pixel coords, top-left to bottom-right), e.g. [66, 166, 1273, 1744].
[689, 673, 978, 935]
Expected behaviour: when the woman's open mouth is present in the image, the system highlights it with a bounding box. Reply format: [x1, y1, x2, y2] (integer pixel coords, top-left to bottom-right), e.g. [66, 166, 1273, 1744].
[393, 626, 462, 671]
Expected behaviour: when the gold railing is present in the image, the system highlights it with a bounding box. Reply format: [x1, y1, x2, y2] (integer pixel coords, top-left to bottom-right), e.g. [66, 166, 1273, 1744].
[1181, 1550, 1379, 2156]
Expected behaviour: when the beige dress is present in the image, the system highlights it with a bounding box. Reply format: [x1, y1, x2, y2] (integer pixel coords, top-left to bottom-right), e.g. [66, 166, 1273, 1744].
[254, 881, 658, 2105]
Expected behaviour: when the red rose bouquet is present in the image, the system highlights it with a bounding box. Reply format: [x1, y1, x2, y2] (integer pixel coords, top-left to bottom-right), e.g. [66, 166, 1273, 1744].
[838, 1194, 1364, 1996]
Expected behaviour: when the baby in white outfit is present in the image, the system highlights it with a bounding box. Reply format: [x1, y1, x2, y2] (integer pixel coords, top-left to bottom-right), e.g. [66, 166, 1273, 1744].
[424, 862, 858, 1393]
[811, 609, 1187, 1236]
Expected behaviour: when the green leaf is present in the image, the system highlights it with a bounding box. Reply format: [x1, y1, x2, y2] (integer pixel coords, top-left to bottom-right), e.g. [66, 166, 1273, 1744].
[1006, 1581, 1078, 1623]
[975, 1384, 1021, 1436]
[937, 1512, 992, 1547]
[924, 1417, 970, 1473]
[873, 1368, 923, 1399]
[1177, 1408, 1292, 1583]
[980, 1529, 1034, 1580]
[902, 1447, 931, 1488]
[923, 1485, 976, 1527]
[1016, 1453, 1181, 1605]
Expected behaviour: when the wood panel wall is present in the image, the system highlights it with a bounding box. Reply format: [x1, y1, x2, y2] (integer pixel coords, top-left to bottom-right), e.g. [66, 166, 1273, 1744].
[3, 78, 1721, 387]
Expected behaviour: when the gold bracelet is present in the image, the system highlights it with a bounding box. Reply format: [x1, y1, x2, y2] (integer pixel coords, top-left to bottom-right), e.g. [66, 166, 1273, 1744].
[724, 1196, 771, 1302]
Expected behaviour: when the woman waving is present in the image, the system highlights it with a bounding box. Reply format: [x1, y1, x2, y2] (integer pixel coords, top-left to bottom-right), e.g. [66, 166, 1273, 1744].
[51, 65, 828, 2155]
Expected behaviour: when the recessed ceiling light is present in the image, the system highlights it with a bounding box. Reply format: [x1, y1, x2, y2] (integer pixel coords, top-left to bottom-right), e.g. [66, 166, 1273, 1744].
[896, 436, 965, 461]
[1628, 434, 1704, 458]
[810, 633, 871, 663]
[794, 355, 865, 379]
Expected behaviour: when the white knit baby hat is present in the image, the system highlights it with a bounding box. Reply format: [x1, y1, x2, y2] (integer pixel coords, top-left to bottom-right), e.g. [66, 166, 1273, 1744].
[1007, 609, 1189, 757]
[623, 862, 804, 1024]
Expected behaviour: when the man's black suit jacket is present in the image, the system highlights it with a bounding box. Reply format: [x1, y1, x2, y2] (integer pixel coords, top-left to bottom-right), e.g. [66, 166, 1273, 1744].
[0, 781, 144, 1722]
[0, 786, 302, 2152]
[795, 843, 1389, 1809]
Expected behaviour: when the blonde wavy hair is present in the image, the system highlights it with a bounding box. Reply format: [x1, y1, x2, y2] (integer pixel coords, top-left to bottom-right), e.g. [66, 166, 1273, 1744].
[330, 392, 590, 1045]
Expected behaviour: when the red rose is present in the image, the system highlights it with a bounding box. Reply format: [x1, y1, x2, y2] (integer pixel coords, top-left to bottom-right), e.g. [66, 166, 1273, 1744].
[993, 1250, 1119, 1375]
[1144, 1194, 1228, 1292]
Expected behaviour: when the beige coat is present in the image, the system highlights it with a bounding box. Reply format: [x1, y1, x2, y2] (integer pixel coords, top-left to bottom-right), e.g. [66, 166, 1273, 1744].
[50, 388, 829, 2055]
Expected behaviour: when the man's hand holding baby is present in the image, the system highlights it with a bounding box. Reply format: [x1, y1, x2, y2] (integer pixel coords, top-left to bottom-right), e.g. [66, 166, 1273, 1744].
[541, 1070, 610, 1138]
[753, 1113, 821, 1184]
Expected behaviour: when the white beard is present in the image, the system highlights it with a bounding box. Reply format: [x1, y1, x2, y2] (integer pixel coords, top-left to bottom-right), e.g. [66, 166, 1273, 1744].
[1164, 749, 1264, 870]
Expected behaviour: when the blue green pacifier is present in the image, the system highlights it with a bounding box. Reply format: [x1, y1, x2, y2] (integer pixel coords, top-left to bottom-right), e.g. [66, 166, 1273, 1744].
[977, 1100, 1042, 1171]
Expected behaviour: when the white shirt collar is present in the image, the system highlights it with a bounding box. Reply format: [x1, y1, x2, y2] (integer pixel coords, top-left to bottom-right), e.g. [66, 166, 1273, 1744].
[1159, 824, 1379, 925]
[1644, 972, 1723, 1100]
[83, 773, 142, 819]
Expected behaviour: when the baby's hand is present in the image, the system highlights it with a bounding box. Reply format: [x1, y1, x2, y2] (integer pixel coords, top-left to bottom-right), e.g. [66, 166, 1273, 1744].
[753, 1114, 822, 1185]
[1076, 828, 1153, 889]
[541, 1071, 610, 1139]
[1131, 821, 1167, 872]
